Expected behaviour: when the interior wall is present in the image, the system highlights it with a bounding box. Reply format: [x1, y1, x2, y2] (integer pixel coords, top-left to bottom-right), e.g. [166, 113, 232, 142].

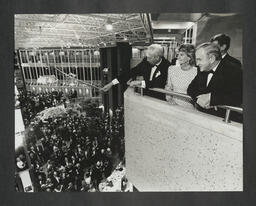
[196, 14, 242, 64]
[124, 88, 242, 191]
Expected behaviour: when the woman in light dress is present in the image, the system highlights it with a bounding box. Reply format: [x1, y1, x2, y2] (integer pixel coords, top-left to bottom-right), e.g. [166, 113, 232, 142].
[165, 44, 198, 109]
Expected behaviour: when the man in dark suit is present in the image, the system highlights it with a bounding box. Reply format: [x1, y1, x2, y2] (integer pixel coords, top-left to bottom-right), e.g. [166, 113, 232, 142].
[211, 33, 242, 68]
[187, 42, 242, 120]
[35, 144, 45, 164]
[101, 44, 171, 100]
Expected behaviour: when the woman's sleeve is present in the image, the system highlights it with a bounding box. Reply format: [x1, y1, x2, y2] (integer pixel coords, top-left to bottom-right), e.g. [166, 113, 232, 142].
[165, 66, 174, 101]
[165, 66, 173, 90]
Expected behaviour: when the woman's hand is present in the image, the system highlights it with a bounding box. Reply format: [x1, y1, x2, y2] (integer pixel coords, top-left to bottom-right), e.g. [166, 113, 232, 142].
[165, 84, 173, 102]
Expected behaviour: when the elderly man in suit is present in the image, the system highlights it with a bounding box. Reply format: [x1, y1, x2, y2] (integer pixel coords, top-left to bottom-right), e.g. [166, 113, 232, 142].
[101, 44, 171, 100]
[187, 42, 242, 120]
[210, 33, 242, 68]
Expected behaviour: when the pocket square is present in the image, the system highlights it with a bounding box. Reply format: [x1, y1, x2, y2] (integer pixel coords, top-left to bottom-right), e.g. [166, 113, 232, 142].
[155, 71, 161, 78]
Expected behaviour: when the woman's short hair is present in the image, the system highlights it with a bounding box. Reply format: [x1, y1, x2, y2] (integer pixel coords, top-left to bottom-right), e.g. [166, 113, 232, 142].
[178, 44, 196, 66]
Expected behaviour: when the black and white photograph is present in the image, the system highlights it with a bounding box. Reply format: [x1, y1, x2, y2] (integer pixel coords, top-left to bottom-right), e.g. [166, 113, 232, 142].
[14, 13, 243, 192]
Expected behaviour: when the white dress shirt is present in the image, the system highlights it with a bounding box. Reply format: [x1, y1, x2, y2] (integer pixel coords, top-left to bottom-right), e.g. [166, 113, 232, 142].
[222, 53, 227, 59]
[205, 55, 225, 86]
[112, 59, 162, 88]
[149, 58, 162, 80]
[206, 62, 220, 86]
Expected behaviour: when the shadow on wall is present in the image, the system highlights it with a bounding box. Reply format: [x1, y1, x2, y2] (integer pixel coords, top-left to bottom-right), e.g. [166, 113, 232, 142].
[196, 14, 242, 64]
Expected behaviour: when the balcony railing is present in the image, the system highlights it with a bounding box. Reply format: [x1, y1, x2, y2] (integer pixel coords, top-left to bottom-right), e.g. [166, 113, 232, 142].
[134, 86, 242, 123]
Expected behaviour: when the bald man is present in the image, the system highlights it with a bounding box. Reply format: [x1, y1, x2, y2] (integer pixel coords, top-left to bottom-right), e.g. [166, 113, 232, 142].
[187, 42, 242, 121]
[101, 44, 171, 100]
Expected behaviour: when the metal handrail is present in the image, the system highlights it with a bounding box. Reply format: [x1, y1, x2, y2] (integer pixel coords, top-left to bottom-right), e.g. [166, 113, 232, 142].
[217, 105, 243, 114]
[150, 88, 192, 100]
[133, 86, 242, 123]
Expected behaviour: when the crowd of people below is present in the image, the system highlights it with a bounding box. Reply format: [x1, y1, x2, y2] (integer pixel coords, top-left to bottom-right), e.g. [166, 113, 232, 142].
[16, 87, 125, 192]
[17, 90, 64, 127]
[17, 89, 80, 127]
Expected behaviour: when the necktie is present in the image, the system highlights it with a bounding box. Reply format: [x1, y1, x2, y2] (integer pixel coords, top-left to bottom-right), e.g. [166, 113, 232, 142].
[206, 70, 214, 74]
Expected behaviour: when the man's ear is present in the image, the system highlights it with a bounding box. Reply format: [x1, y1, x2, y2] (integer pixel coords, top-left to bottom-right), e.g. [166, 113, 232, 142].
[220, 44, 227, 52]
[209, 54, 216, 64]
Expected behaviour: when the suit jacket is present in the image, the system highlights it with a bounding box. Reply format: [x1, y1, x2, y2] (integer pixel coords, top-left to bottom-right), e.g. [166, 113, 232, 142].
[52, 176, 62, 188]
[187, 59, 242, 109]
[117, 57, 171, 100]
[223, 53, 242, 68]
[36, 145, 44, 154]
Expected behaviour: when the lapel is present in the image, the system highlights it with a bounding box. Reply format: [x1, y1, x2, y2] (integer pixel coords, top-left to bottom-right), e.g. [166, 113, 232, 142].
[151, 58, 163, 81]
[152, 66, 160, 80]
[144, 61, 153, 81]
[207, 61, 223, 89]
[224, 53, 231, 62]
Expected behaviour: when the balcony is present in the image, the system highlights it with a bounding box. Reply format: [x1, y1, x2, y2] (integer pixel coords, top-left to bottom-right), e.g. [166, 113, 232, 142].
[124, 87, 242, 191]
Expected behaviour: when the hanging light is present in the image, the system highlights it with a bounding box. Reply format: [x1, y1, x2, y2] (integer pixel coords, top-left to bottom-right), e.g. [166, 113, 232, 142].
[94, 50, 100, 56]
[105, 18, 113, 31]
[85, 88, 89, 95]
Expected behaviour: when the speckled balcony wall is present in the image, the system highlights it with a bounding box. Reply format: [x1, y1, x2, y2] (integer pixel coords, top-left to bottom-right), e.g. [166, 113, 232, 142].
[124, 88, 242, 191]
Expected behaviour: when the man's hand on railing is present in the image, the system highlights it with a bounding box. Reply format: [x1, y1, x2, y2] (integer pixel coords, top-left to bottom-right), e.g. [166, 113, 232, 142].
[196, 93, 211, 109]
[134, 87, 242, 122]
[100, 82, 114, 92]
